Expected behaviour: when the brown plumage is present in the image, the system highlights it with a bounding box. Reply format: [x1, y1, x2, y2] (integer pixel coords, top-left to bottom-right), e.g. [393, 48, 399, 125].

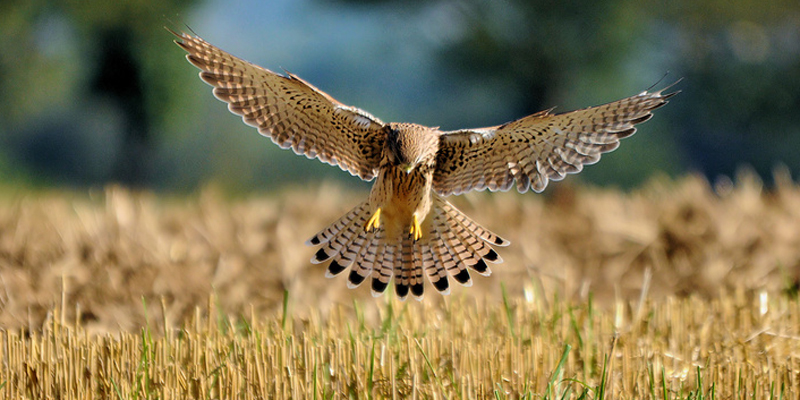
[173, 30, 679, 300]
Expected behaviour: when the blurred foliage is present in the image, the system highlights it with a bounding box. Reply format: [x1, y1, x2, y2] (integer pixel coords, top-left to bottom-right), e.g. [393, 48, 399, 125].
[0, 0, 198, 188]
[1, 0, 799, 192]
[334, 0, 800, 184]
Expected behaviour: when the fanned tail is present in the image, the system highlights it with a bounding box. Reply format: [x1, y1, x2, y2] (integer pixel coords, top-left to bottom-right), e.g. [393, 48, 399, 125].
[306, 196, 508, 300]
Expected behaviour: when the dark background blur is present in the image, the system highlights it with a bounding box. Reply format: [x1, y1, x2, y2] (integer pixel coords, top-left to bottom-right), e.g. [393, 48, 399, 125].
[2, 0, 799, 193]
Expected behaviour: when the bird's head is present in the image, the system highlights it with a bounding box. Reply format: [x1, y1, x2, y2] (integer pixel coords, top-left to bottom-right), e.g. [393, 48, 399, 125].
[386, 123, 439, 174]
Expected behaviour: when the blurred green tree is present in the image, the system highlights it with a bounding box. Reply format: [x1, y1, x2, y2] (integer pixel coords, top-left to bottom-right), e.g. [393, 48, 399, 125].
[0, 0, 198, 187]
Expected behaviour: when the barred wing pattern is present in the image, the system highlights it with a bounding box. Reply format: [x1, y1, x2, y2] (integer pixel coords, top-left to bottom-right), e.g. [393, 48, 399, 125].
[173, 32, 386, 181]
[433, 86, 678, 196]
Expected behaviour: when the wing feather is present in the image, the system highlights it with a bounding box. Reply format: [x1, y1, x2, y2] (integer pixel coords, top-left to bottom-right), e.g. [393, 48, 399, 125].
[433, 84, 679, 195]
[173, 31, 386, 181]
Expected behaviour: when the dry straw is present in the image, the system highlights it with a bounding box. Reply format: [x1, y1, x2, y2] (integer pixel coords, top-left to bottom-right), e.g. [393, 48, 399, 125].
[2, 290, 799, 398]
[1, 171, 800, 398]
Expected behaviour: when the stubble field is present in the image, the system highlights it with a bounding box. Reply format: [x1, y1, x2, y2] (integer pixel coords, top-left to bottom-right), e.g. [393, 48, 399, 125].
[1, 171, 799, 398]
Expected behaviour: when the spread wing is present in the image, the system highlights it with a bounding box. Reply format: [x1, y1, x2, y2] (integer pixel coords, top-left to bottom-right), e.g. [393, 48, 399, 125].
[173, 31, 386, 181]
[433, 84, 679, 195]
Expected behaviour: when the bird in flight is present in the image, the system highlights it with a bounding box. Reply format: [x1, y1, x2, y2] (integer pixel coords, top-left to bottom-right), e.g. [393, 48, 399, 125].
[173, 30, 678, 301]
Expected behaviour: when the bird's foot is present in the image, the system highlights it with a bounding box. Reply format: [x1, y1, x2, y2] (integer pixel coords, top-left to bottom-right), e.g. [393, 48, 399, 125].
[409, 214, 423, 242]
[365, 208, 382, 231]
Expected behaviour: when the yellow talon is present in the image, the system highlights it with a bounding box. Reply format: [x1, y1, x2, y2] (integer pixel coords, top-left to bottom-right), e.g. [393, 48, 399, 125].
[366, 208, 381, 231]
[410, 215, 423, 241]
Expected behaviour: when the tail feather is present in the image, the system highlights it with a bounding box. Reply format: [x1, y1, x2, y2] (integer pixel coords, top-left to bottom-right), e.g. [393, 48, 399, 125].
[454, 220, 502, 264]
[306, 196, 505, 299]
[395, 236, 415, 300]
[347, 229, 380, 288]
[306, 202, 368, 246]
[438, 225, 479, 286]
[311, 204, 370, 265]
[431, 208, 473, 287]
[410, 241, 425, 299]
[329, 227, 373, 271]
[442, 210, 496, 276]
[450, 211, 503, 264]
[438, 199, 510, 247]
[422, 243, 450, 294]
[437, 211, 484, 276]
[371, 239, 396, 296]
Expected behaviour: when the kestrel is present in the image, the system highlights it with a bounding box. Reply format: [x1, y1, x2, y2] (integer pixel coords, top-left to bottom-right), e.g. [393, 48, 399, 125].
[173, 31, 678, 300]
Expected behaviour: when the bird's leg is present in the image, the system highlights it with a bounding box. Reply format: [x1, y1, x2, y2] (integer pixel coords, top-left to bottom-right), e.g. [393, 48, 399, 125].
[365, 207, 382, 232]
[409, 214, 423, 242]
